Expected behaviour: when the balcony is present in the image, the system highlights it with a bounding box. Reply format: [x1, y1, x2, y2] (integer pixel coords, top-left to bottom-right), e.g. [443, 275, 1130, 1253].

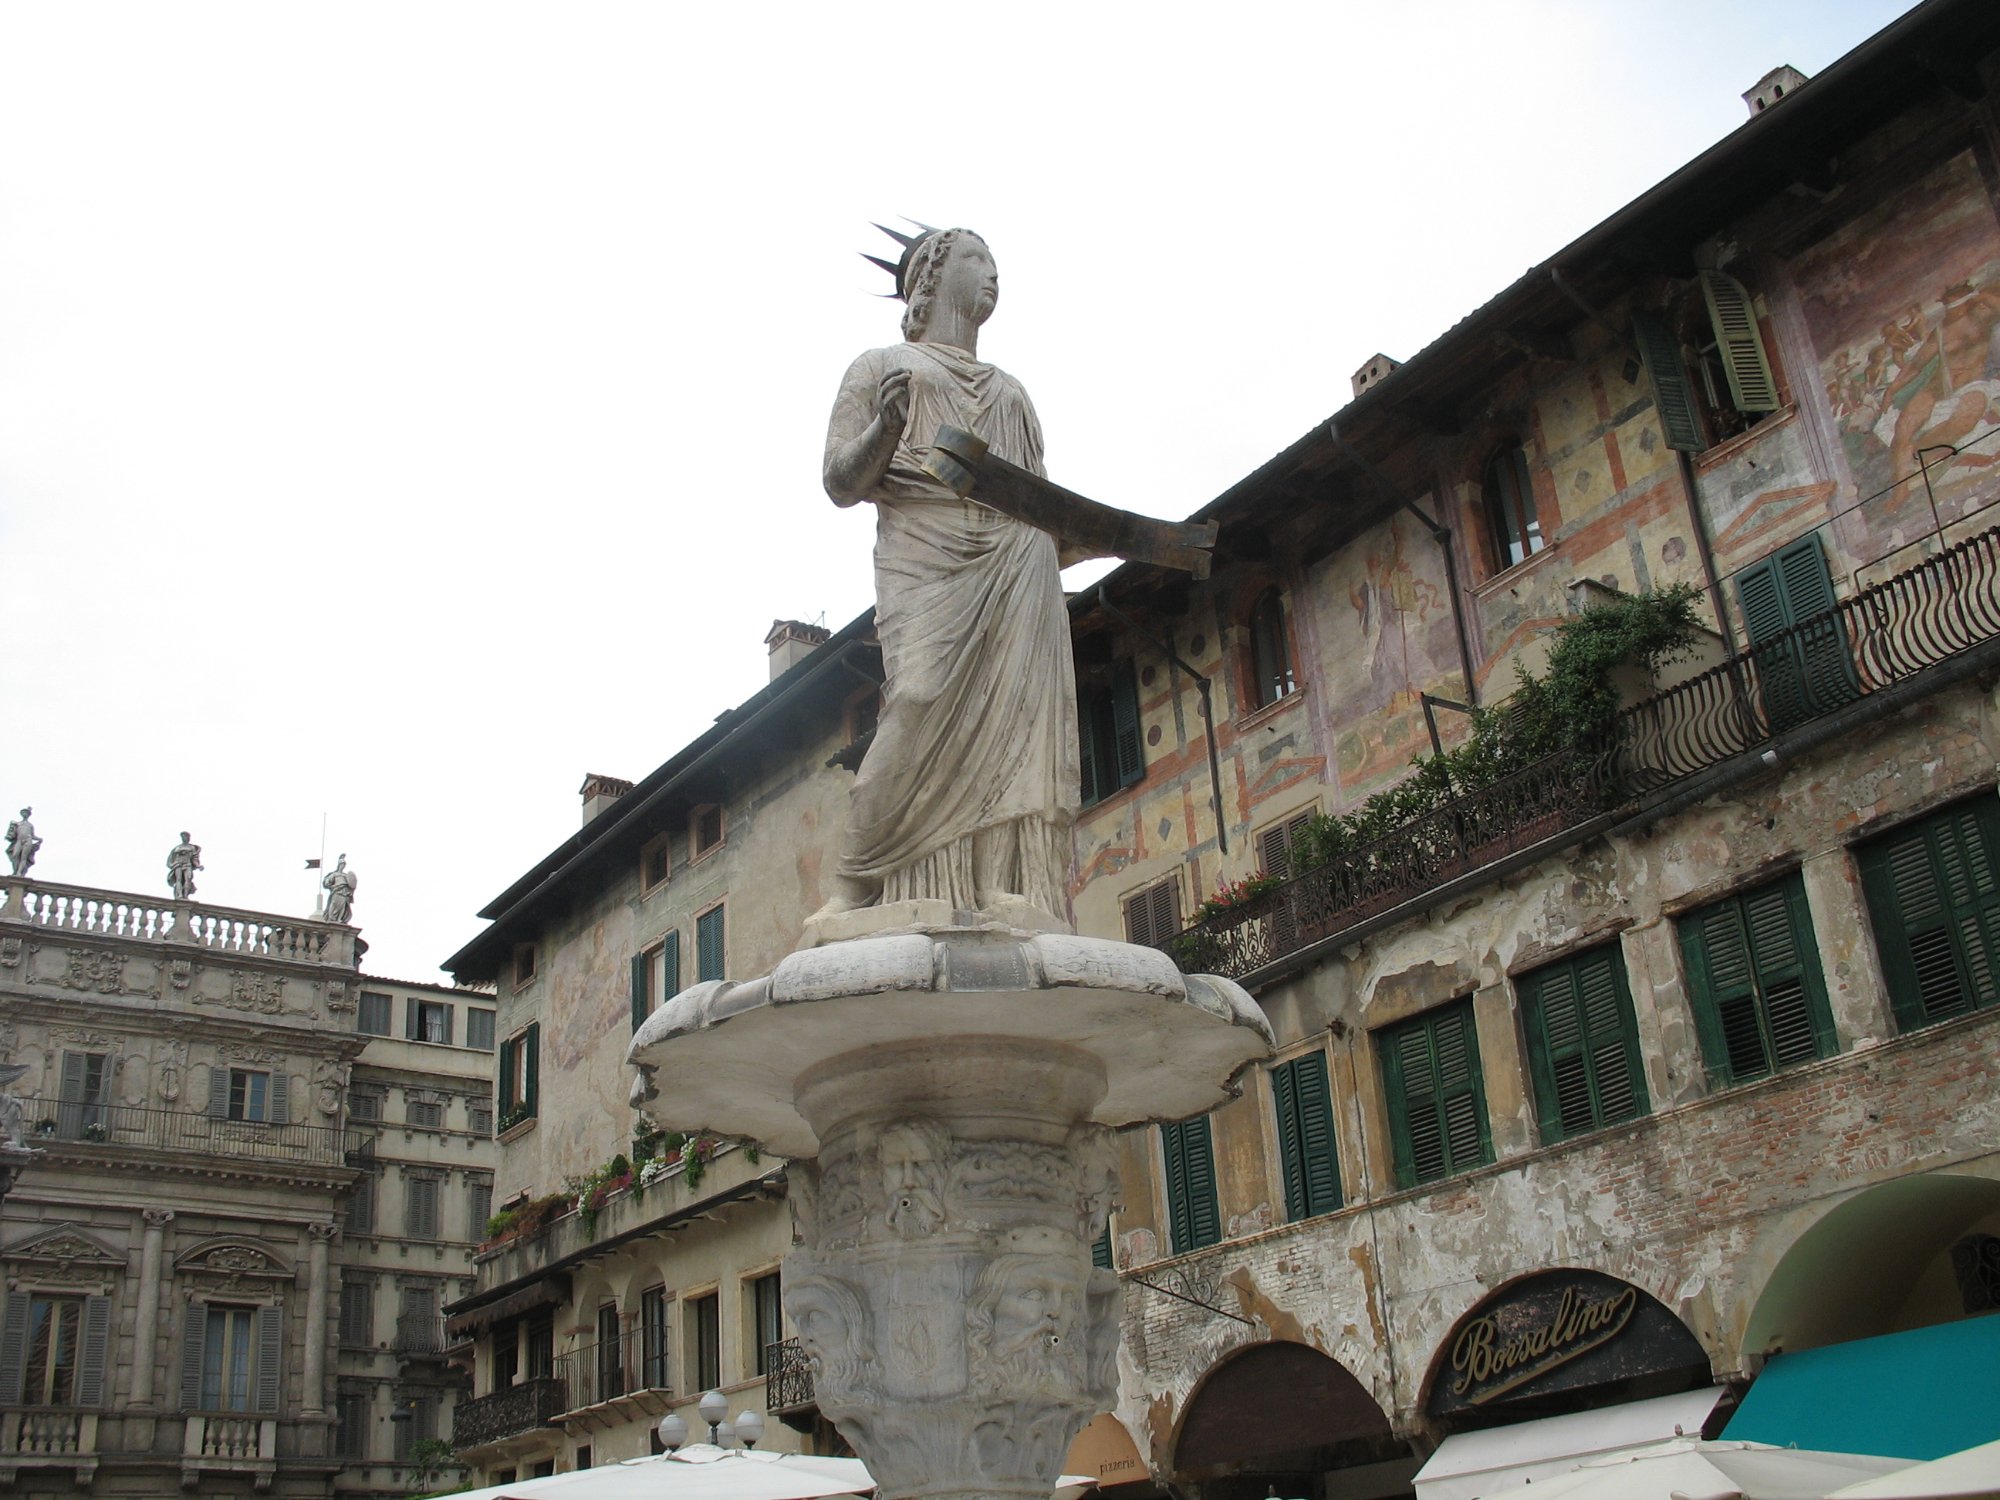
[451, 1377, 567, 1452]
[181, 1414, 276, 1491]
[17, 1096, 364, 1171]
[0, 1409, 101, 1488]
[1166, 520, 2000, 985]
[395, 1312, 451, 1359]
[0, 877, 357, 968]
[551, 1336, 671, 1431]
[764, 1338, 815, 1420]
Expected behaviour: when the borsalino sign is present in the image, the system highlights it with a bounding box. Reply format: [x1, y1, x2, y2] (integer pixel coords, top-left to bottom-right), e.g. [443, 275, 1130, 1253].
[1427, 1270, 1709, 1417]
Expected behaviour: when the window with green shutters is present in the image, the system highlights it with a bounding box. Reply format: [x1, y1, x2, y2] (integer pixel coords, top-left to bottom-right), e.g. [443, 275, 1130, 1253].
[1678, 873, 1836, 1085]
[1379, 1001, 1491, 1188]
[1735, 533, 1859, 733]
[1860, 796, 2000, 1030]
[1091, 1225, 1114, 1269]
[499, 1023, 539, 1129]
[696, 904, 726, 983]
[1270, 1051, 1341, 1220]
[1080, 659, 1144, 807]
[632, 932, 679, 1030]
[1159, 1116, 1221, 1255]
[1518, 945, 1650, 1142]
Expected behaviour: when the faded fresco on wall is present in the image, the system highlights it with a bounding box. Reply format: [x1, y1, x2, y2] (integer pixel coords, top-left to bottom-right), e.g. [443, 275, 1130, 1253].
[1795, 150, 2000, 539]
[1310, 508, 1461, 799]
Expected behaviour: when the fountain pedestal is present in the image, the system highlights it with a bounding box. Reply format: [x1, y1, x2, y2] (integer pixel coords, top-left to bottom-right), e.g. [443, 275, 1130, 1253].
[629, 921, 1272, 1500]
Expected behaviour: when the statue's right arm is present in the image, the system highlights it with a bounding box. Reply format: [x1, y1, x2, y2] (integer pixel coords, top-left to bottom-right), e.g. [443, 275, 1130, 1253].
[824, 356, 912, 507]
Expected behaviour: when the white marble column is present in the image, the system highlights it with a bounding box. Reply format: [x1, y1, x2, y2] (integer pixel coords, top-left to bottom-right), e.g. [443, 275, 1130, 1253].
[131, 1208, 174, 1408]
[302, 1222, 338, 1415]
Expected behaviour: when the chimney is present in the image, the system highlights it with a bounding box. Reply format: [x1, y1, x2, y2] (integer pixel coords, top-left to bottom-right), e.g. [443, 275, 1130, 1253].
[765, 619, 831, 681]
[1743, 65, 1808, 116]
[579, 772, 634, 826]
[1351, 353, 1402, 398]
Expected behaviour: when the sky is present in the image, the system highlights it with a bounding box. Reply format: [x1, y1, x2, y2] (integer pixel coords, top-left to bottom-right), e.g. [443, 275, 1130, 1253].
[0, 0, 1919, 981]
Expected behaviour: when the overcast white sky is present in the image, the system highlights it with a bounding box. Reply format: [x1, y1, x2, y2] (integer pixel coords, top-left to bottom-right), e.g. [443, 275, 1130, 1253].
[0, 0, 1915, 980]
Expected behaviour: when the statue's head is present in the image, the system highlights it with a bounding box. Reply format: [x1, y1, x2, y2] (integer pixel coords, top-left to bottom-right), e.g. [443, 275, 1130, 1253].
[901, 229, 996, 341]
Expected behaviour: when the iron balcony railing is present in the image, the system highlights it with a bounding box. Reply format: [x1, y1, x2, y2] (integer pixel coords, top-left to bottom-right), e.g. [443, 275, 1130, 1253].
[552, 1334, 670, 1411]
[764, 1338, 815, 1415]
[1164, 519, 2000, 983]
[394, 1312, 451, 1358]
[451, 1377, 567, 1450]
[18, 1096, 367, 1170]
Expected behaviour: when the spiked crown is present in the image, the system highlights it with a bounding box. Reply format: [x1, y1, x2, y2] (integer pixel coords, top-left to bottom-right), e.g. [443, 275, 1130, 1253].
[861, 219, 941, 300]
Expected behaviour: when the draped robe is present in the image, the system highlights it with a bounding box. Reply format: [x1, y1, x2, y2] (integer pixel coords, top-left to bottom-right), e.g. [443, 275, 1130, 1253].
[825, 340, 1079, 912]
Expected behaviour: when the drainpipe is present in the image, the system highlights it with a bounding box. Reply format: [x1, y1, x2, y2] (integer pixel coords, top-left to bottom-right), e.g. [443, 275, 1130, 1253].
[1329, 422, 1483, 707]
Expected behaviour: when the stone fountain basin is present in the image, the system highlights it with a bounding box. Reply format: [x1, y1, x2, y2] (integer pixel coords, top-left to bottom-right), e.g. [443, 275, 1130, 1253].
[626, 926, 1274, 1159]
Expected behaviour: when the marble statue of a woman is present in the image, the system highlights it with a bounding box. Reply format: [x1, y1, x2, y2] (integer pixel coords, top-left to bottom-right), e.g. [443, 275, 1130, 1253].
[817, 228, 1079, 921]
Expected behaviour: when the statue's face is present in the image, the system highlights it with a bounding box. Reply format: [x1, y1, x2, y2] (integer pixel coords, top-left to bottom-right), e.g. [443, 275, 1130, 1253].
[935, 235, 998, 325]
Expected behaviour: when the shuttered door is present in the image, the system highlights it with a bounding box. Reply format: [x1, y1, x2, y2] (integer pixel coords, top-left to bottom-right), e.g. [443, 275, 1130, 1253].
[1160, 1117, 1220, 1255]
[1521, 947, 1649, 1141]
[1679, 873, 1836, 1085]
[1271, 1051, 1341, 1221]
[523, 1022, 540, 1119]
[631, 952, 649, 1031]
[1110, 661, 1144, 791]
[1382, 1002, 1491, 1188]
[1737, 534, 1858, 732]
[1259, 814, 1310, 953]
[1633, 310, 1705, 452]
[1861, 799, 2000, 1029]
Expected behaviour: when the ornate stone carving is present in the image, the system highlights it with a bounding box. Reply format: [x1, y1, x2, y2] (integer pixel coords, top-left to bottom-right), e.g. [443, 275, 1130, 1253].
[50, 1027, 120, 1050]
[313, 1058, 346, 1118]
[323, 980, 354, 1014]
[8, 1226, 124, 1292]
[0, 936, 22, 969]
[143, 1209, 177, 1229]
[156, 1041, 185, 1104]
[199, 972, 285, 1014]
[218, 1042, 278, 1064]
[179, 1241, 288, 1294]
[306, 1222, 341, 1245]
[62, 949, 129, 994]
[168, 957, 193, 991]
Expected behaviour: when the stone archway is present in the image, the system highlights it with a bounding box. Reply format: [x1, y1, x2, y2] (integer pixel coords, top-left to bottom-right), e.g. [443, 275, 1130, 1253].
[1172, 1341, 1404, 1500]
[1742, 1170, 2000, 1359]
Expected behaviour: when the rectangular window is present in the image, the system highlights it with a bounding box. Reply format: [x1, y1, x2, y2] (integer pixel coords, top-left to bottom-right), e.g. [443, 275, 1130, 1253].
[55, 1051, 111, 1140]
[1123, 879, 1182, 950]
[696, 906, 726, 984]
[596, 1303, 625, 1402]
[335, 1388, 370, 1459]
[1735, 532, 1858, 733]
[358, 991, 393, 1035]
[1271, 1051, 1342, 1221]
[199, 1305, 259, 1412]
[466, 1009, 496, 1051]
[633, 933, 680, 1030]
[641, 1286, 670, 1390]
[641, 832, 673, 894]
[498, 1025, 540, 1128]
[1860, 796, 2000, 1031]
[525, 1312, 554, 1380]
[1379, 1000, 1492, 1188]
[392, 1394, 434, 1462]
[1079, 659, 1144, 807]
[751, 1272, 782, 1377]
[347, 1172, 377, 1235]
[513, 944, 537, 988]
[21, 1294, 83, 1405]
[339, 1280, 373, 1348]
[687, 1294, 720, 1393]
[348, 1089, 383, 1123]
[1257, 810, 1315, 953]
[229, 1070, 270, 1123]
[469, 1178, 494, 1239]
[407, 999, 453, 1046]
[468, 1098, 494, 1136]
[405, 1098, 444, 1129]
[1678, 872, 1836, 1085]
[405, 1174, 441, 1241]
[691, 804, 725, 861]
[1159, 1116, 1221, 1256]
[1519, 945, 1651, 1142]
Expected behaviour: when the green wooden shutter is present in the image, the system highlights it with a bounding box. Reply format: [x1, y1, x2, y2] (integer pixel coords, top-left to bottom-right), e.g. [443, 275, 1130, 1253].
[524, 1022, 540, 1117]
[253, 1303, 284, 1414]
[1272, 1059, 1307, 1220]
[1161, 1117, 1219, 1254]
[0, 1291, 28, 1405]
[1273, 1053, 1342, 1220]
[631, 952, 649, 1032]
[696, 906, 726, 983]
[179, 1302, 208, 1410]
[1091, 1226, 1113, 1269]
[1382, 1003, 1491, 1188]
[1522, 948, 1647, 1141]
[1633, 311, 1705, 452]
[1111, 660, 1144, 790]
[660, 931, 679, 999]
[1738, 534, 1857, 730]
[1861, 801, 2000, 1029]
[1700, 270, 1780, 412]
[1078, 686, 1103, 807]
[1433, 1007, 1490, 1174]
[77, 1295, 111, 1406]
[405, 999, 421, 1041]
[497, 1035, 516, 1114]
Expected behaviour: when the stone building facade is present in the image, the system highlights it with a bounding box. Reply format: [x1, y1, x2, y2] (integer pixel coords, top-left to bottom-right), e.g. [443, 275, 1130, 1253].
[0, 872, 496, 1499]
[439, 4, 2000, 1495]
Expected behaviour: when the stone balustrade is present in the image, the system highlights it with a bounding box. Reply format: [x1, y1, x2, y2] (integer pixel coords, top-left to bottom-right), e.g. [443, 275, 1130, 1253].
[0, 877, 356, 968]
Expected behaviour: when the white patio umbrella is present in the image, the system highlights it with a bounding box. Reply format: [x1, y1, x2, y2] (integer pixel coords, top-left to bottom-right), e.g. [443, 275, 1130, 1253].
[1471, 1436, 1906, 1500]
[1824, 1437, 2000, 1500]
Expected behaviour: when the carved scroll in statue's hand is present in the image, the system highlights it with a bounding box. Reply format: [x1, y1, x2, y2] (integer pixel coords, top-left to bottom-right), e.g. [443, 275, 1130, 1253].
[923, 424, 1218, 579]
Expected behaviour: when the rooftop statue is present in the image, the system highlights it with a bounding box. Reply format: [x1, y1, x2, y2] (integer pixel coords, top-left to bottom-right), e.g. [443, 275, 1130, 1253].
[166, 832, 202, 901]
[321, 854, 357, 925]
[6, 808, 38, 877]
[815, 226, 1213, 927]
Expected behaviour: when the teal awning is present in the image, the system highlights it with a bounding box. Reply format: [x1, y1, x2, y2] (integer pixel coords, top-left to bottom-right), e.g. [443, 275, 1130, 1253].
[1724, 1315, 2000, 1461]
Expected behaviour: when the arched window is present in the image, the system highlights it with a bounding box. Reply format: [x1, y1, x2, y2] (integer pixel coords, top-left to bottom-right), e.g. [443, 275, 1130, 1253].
[1248, 590, 1295, 708]
[1482, 440, 1544, 571]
